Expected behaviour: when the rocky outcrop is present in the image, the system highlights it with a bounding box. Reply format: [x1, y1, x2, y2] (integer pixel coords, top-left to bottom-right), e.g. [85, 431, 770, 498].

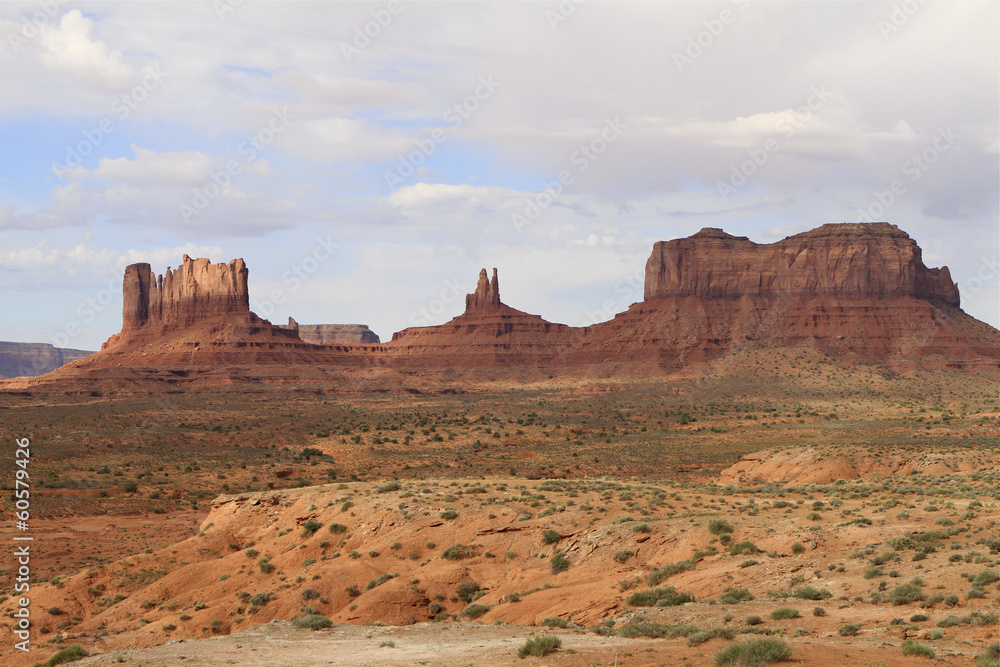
[112, 255, 250, 346]
[644, 223, 959, 304]
[0, 342, 93, 379]
[387, 268, 579, 370]
[465, 268, 501, 310]
[560, 222, 991, 371]
[282, 318, 381, 345]
[8, 224, 998, 391]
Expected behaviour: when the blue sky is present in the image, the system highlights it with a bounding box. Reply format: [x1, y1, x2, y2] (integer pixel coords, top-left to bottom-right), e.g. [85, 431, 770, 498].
[0, 1, 997, 350]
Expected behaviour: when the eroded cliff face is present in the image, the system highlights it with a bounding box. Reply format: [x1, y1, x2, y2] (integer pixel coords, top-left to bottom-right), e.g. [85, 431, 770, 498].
[13, 223, 998, 391]
[122, 255, 250, 333]
[644, 223, 959, 305]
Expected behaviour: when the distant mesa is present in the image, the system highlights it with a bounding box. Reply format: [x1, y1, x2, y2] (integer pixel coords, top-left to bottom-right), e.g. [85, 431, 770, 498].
[280, 318, 381, 345]
[0, 342, 94, 379]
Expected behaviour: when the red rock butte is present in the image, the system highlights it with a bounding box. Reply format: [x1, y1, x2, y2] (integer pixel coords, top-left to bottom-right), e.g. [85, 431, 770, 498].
[10, 222, 999, 389]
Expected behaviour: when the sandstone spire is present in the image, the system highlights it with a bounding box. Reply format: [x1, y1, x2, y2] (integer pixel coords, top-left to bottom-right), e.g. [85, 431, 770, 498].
[465, 267, 502, 311]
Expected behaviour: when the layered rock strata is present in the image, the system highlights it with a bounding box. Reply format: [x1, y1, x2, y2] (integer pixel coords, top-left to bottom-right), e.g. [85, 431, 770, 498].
[281, 318, 381, 345]
[644, 223, 959, 303]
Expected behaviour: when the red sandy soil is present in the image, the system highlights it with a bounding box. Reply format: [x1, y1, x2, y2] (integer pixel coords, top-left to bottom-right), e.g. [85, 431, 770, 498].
[3, 461, 997, 667]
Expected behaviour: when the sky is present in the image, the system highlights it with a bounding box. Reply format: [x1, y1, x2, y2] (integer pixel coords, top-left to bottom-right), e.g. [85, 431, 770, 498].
[0, 1, 997, 351]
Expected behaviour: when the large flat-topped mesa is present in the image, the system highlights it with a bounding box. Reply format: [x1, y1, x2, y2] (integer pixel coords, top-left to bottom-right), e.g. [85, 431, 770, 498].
[123, 255, 250, 332]
[644, 223, 960, 304]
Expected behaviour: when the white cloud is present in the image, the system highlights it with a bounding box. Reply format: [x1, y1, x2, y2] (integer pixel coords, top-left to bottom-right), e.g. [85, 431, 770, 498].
[65, 145, 214, 187]
[0, 0, 997, 345]
[39, 10, 135, 92]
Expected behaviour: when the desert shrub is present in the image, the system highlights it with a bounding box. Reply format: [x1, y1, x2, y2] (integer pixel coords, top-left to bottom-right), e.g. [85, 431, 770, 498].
[863, 566, 884, 579]
[301, 520, 322, 536]
[891, 582, 925, 605]
[613, 549, 634, 563]
[746, 615, 763, 626]
[328, 523, 347, 534]
[973, 570, 1000, 586]
[937, 615, 962, 627]
[791, 542, 805, 555]
[550, 551, 570, 574]
[456, 580, 481, 603]
[792, 586, 831, 600]
[366, 573, 397, 590]
[618, 622, 698, 639]
[440, 509, 458, 520]
[740, 559, 759, 568]
[292, 614, 332, 630]
[812, 607, 826, 617]
[709, 519, 734, 535]
[442, 544, 474, 560]
[542, 529, 562, 544]
[720, 587, 754, 604]
[518, 635, 561, 658]
[975, 642, 1000, 667]
[627, 586, 694, 607]
[729, 541, 761, 556]
[632, 523, 652, 533]
[910, 614, 929, 622]
[541, 616, 569, 628]
[376, 481, 401, 493]
[688, 627, 735, 645]
[838, 623, 861, 636]
[464, 603, 490, 619]
[770, 607, 799, 620]
[258, 555, 274, 574]
[47, 645, 88, 666]
[713, 637, 791, 666]
[301, 588, 320, 601]
[647, 559, 695, 586]
[901, 639, 935, 658]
